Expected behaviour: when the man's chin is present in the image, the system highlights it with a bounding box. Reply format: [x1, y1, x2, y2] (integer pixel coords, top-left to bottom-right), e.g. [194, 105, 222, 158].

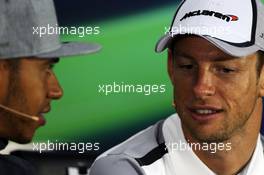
[182, 119, 231, 143]
[12, 133, 35, 144]
[191, 130, 231, 143]
[12, 138, 32, 144]
[182, 122, 230, 143]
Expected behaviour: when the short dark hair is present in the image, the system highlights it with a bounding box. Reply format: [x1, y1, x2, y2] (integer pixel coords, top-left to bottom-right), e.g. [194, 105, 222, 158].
[5, 59, 21, 89]
[256, 51, 264, 76]
[6, 59, 20, 72]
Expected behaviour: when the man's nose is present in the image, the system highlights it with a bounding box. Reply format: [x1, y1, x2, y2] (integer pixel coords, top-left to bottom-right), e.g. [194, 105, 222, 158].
[193, 69, 215, 98]
[47, 73, 63, 100]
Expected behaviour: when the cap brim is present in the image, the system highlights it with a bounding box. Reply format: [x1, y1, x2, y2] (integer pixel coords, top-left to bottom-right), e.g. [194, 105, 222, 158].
[155, 33, 172, 53]
[36, 42, 101, 58]
[203, 36, 259, 57]
[155, 34, 260, 57]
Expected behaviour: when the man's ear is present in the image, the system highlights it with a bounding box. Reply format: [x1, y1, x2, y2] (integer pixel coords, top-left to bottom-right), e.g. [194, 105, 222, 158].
[0, 60, 10, 80]
[168, 49, 175, 84]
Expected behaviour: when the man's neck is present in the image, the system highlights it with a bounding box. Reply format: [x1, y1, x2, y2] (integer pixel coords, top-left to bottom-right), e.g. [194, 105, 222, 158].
[193, 131, 258, 175]
[0, 138, 8, 151]
[183, 99, 262, 175]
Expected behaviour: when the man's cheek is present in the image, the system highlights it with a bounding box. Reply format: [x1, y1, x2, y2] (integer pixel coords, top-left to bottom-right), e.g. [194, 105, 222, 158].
[174, 88, 189, 101]
[224, 98, 240, 117]
[27, 92, 45, 112]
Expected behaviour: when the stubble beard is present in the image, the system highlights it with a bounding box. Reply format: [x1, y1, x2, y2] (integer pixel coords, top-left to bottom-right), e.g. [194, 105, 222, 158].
[176, 102, 255, 144]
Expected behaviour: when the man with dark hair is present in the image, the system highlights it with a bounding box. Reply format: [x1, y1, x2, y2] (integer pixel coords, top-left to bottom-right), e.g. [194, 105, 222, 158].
[90, 0, 264, 174]
[0, 0, 101, 174]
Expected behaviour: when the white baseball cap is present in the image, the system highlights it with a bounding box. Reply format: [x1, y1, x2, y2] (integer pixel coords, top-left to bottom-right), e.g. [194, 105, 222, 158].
[155, 0, 264, 57]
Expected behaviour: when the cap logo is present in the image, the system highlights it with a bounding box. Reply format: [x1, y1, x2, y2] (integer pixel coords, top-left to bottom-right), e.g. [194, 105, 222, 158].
[180, 10, 239, 22]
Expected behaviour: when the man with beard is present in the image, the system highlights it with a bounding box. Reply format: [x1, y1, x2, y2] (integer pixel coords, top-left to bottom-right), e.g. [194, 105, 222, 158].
[0, 0, 100, 174]
[89, 0, 264, 174]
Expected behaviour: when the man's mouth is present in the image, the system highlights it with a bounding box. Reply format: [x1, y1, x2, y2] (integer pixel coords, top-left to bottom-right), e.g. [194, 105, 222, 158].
[37, 107, 50, 126]
[37, 113, 46, 126]
[188, 106, 224, 122]
[42, 106, 51, 114]
[193, 109, 220, 115]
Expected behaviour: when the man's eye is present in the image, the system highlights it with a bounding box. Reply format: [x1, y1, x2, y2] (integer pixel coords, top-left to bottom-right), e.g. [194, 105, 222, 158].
[178, 65, 193, 69]
[218, 67, 235, 74]
[48, 64, 55, 70]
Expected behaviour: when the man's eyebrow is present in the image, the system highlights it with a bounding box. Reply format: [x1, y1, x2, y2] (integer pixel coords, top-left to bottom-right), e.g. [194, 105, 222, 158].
[49, 57, 60, 63]
[173, 52, 194, 60]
